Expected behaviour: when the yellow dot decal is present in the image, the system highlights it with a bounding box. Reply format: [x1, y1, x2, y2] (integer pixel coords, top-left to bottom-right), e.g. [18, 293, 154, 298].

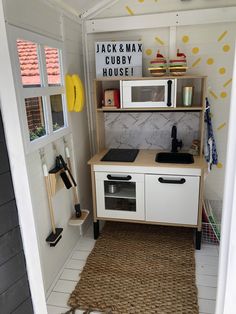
[182, 35, 189, 43]
[220, 91, 227, 98]
[217, 162, 223, 169]
[192, 47, 199, 54]
[209, 90, 218, 100]
[218, 31, 228, 42]
[155, 37, 165, 45]
[138, 0, 144, 2]
[192, 58, 202, 68]
[125, 6, 134, 15]
[223, 44, 230, 52]
[145, 49, 152, 56]
[219, 67, 226, 75]
[207, 58, 214, 65]
[224, 78, 232, 88]
[217, 122, 226, 131]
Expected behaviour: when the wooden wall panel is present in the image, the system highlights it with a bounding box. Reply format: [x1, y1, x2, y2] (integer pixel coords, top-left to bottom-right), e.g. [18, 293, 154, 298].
[0, 227, 23, 265]
[12, 298, 34, 314]
[0, 110, 33, 313]
[0, 172, 14, 205]
[0, 252, 26, 294]
[0, 200, 19, 237]
[0, 141, 10, 174]
[0, 114, 5, 142]
[0, 275, 30, 313]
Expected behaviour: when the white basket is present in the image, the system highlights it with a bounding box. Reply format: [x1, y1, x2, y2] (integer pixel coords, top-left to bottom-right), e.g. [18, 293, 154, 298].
[202, 222, 220, 245]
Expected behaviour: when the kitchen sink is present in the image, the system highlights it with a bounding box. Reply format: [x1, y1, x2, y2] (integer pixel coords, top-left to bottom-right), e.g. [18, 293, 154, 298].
[155, 152, 194, 164]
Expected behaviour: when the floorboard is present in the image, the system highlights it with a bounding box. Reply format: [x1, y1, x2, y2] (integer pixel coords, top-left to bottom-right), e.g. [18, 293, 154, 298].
[53, 280, 77, 294]
[60, 269, 81, 281]
[47, 226, 219, 314]
[47, 291, 70, 308]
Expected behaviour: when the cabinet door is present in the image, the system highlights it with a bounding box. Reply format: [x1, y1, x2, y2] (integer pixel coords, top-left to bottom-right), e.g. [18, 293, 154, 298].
[145, 174, 199, 225]
[95, 172, 144, 220]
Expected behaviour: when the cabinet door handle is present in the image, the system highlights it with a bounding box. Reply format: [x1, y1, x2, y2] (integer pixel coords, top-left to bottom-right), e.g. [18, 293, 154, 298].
[158, 177, 186, 184]
[167, 80, 172, 107]
[107, 175, 132, 181]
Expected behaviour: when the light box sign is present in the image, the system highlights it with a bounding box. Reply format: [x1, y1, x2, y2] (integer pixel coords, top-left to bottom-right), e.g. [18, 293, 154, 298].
[95, 41, 142, 78]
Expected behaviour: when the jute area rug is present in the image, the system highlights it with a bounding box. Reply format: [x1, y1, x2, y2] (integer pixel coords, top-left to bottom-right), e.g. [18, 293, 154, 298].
[66, 222, 199, 314]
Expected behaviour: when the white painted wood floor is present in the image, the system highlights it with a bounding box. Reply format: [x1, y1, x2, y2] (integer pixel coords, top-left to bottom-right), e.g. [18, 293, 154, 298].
[47, 226, 219, 314]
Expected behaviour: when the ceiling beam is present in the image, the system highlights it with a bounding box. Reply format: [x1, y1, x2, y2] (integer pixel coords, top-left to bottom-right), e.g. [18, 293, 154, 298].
[44, 0, 81, 19]
[81, 0, 120, 19]
[85, 6, 236, 33]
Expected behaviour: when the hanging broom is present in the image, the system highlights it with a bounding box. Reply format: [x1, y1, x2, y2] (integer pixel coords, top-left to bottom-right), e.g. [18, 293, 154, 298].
[63, 147, 82, 218]
[43, 163, 63, 246]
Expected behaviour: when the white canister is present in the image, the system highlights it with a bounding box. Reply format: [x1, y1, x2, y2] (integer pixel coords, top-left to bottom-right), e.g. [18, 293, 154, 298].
[108, 184, 117, 194]
[183, 86, 193, 106]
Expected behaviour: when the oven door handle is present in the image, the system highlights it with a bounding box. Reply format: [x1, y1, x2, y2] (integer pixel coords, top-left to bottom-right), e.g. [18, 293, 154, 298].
[107, 175, 132, 181]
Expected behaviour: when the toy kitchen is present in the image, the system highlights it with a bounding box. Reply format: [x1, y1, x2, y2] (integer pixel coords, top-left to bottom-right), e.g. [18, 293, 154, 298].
[88, 43, 207, 250]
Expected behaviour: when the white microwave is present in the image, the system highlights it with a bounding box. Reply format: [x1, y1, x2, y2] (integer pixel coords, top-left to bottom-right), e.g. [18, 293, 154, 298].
[120, 79, 177, 108]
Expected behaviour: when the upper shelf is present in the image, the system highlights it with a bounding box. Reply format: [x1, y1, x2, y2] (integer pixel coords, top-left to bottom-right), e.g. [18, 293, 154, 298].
[94, 75, 207, 81]
[97, 106, 204, 112]
[95, 75, 206, 112]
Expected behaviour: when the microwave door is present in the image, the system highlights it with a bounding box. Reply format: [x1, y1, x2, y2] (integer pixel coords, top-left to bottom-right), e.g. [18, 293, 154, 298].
[131, 85, 166, 107]
[132, 86, 165, 102]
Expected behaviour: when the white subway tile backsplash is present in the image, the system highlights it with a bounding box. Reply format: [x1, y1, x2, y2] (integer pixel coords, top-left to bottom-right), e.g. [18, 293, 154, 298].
[105, 112, 200, 150]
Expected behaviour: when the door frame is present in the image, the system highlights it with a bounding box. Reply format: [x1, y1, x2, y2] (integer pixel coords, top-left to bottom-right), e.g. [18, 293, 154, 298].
[1, 0, 236, 312]
[0, 1, 47, 313]
[215, 42, 236, 314]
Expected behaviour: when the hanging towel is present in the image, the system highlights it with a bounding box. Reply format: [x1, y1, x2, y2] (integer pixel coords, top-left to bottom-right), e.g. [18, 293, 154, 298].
[204, 98, 218, 170]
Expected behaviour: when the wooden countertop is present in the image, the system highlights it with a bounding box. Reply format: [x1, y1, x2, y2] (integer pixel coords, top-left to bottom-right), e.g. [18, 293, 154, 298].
[88, 149, 207, 170]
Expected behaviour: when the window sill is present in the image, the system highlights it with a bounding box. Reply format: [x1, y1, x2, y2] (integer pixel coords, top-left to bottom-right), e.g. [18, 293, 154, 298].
[25, 126, 72, 154]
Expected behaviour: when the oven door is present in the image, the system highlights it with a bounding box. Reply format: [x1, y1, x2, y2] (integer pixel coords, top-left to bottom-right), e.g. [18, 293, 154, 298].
[121, 79, 176, 108]
[95, 172, 145, 220]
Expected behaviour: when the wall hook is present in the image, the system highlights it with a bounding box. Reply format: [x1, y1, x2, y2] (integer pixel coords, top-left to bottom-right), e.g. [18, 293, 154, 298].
[39, 148, 45, 162]
[63, 136, 67, 145]
[52, 142, 58, 155]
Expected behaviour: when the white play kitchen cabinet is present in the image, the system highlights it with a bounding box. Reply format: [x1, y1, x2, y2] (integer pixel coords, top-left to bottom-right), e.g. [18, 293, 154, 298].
[145, 174, 199, 225]
[89, 75, 207, 250]
[95, 167, 200, 225]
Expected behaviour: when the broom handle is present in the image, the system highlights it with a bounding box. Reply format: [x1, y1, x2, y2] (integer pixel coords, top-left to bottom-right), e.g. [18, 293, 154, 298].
[65, 147, 80, 204]
[43, 164, 56, 234]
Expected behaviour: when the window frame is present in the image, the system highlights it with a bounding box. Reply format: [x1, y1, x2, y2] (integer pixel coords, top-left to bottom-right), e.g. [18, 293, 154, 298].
[8, 25, 71, 153]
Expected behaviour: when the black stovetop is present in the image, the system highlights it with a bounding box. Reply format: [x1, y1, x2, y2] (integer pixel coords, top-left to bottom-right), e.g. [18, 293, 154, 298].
[101, 149, 139, 162]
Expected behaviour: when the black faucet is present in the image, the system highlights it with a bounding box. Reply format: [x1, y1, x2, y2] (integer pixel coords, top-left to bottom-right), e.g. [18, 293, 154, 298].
[171, 125, 183, 153]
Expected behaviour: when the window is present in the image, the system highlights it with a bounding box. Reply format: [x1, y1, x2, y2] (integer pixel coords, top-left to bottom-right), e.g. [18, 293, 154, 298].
[10, 27, 69, 152]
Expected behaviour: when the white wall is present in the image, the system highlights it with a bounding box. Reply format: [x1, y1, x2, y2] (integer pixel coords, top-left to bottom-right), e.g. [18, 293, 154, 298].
[215, 42, 236, 314]
[86, 3, 236, 205]
[63, 17, 92, 226]
[3, 0, 91, 292]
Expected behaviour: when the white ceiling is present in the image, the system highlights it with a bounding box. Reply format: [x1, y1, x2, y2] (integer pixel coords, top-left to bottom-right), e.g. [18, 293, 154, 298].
[47, 0, 115, 17]
[62, 0, 101, 14]
[48, 0, 236, 18]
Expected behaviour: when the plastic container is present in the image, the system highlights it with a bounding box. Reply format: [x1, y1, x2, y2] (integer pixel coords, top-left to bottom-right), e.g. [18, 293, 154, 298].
[202, 222, 220, 245]
[183, 86, 193, 106]
[108, 184, 118, 194]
